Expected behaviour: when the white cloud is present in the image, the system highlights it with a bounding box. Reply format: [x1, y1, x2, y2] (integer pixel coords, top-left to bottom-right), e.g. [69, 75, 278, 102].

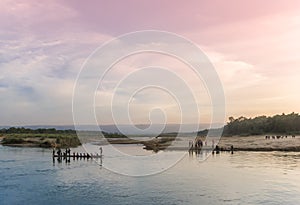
[1, 1, 299, 126]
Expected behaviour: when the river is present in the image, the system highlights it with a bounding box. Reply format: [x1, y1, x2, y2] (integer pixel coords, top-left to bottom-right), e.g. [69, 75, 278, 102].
[1, 144, 300, 205]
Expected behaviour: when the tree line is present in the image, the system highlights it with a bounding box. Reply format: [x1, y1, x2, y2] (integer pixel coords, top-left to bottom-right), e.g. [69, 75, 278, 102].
[2, 112, 300, 137]
[223, 112, 300, 136]
[0, 127, 126, 138]
[0, 127, 76, 134]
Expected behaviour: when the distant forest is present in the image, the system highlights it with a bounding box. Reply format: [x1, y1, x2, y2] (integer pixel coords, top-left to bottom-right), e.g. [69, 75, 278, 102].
[0, 127, 76, 134]
[1, 112, 300, 137]
[222, 112, 300, 136]
[0, 127, 125, 138]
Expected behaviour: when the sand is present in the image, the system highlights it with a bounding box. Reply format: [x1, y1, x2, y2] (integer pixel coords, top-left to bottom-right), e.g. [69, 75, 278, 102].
[107, 135, 300, 152]
[217, 135, 300, 151]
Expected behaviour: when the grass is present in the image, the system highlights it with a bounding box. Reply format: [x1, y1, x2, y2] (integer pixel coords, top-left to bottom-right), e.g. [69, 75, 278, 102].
[0, 133, 81, 148]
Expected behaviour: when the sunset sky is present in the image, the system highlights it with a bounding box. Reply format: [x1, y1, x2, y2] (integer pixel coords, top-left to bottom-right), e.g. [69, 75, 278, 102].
[1, 0, 300, 126]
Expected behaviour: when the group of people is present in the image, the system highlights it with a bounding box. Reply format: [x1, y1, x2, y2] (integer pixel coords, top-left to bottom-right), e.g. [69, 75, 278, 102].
[265, 135, 296, 139]
[53, 148, 71, 156]
[189, 137, 215, 149]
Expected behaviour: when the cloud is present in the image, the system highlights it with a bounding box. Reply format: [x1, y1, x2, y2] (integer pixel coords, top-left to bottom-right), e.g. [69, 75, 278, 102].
[0, 3, 112, 125]
[1, 0, 300, 126]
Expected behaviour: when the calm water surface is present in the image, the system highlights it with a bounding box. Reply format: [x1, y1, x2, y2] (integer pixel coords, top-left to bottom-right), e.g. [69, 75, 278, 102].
[1, 144, 300, 205]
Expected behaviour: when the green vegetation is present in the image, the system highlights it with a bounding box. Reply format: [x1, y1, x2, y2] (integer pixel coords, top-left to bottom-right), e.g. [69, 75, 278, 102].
[102, 132, 126, 138]
[0, 127, 75, 134]
[222, 112, 300, 136]
[0, 128, 80, 148]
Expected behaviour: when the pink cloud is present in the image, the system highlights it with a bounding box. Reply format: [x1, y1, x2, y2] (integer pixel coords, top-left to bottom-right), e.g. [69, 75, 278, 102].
[1, 0, 300, 125]
[58, 0, 300, 34]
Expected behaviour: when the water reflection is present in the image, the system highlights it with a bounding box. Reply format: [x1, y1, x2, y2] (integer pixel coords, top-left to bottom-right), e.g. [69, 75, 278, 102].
[228, 151, 300, 171]
[189, 149, 212, 160]
[52, 155, 103, 167]
[189, 148, 234, 162]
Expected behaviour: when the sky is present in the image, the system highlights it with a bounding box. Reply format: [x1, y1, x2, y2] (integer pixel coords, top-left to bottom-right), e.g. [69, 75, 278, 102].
[0, 0, 300, 126]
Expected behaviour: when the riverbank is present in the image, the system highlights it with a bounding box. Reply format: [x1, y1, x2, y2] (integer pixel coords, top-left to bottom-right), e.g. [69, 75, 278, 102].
[0, 133, 81, 148]
[218, 135, 300, 151]
[2, 133, 300, 152]
[96, 136, 177, 152]
[101, 135, 300, 152]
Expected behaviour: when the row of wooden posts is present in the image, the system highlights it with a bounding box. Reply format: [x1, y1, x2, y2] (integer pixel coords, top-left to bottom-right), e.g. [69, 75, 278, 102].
[52, 147, 103, 159]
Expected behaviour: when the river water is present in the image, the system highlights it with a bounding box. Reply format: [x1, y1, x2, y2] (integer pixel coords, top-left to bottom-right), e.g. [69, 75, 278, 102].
[1, 144, 300, 205]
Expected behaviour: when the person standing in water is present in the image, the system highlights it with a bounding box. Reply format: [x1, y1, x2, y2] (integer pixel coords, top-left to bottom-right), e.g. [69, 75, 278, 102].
[99, 147, 103, 156]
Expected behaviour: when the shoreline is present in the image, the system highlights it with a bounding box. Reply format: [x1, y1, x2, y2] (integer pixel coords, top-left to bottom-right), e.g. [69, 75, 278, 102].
[1, 135, 300, 152]
[217, 135, 300, 151]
